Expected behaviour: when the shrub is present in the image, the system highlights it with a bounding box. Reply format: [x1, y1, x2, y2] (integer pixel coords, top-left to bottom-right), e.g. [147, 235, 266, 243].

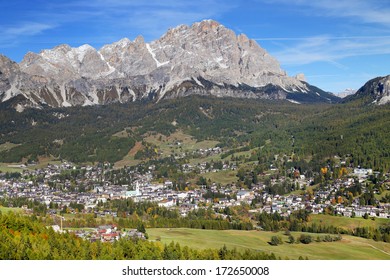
[299, 234, 312, 244]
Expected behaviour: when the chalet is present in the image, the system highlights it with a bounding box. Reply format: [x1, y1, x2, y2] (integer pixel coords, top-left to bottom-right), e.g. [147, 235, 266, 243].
[101, 232, 120, 242]
[126, 229, 146, 239]
[164, 181, 173, 187]
[237, 190, 251, 200]
[353, 168, 373, 177]
[158, 199, 175, 208]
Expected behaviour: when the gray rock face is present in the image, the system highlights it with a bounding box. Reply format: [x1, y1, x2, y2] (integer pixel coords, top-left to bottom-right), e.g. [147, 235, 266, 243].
[374, 76, 390, 105]
[1, 19, 334, 109]
[0, 55, 17, 96]
[345, 75, 390, 105]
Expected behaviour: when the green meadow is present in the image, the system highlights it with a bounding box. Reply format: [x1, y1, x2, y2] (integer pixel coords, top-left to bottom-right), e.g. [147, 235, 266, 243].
[0, 206, 23, 214]
[309, 214, 390, 231]
[147, 228, 390, 260]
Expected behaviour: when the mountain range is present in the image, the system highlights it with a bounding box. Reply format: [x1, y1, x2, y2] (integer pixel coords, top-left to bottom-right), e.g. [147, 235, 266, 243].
[0, 20, 341, 111]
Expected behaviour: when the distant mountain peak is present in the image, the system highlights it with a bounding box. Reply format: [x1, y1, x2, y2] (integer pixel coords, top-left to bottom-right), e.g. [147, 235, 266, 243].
[337, 88, 356, 98]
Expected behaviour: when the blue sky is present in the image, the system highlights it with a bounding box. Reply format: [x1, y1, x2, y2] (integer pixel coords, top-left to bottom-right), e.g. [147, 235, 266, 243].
[1, 0, 389, 93]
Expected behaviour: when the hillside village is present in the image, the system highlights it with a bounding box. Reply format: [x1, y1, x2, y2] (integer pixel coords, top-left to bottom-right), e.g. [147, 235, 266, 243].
[1, 157, 390, 232]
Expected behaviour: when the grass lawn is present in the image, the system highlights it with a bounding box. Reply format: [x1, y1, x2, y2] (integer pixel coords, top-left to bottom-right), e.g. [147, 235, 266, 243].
[147, 228, 390, 260]
[289, 185, 317, 196]
[145, 131, 219, 158]
[32, 157, 62, 169]
[203, 170, 238, 185]
[225, 147, 257, 161]
[0, 156, 63, 173]
[0, 163, 26, 173]
[310, 214, 390, 231]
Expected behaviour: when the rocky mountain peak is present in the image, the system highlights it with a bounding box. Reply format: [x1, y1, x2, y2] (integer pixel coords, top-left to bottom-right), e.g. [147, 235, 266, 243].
[344, 75, 390, 105]
[1, 19, 339, 109]
[295, 73, 306, 82]
[134, 35, 145, 45]
[197, 19, 220, 30]
[0, 54, 19, 77]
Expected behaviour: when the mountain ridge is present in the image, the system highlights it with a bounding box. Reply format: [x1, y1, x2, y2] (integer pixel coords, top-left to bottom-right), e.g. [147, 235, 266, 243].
[1, 19, 339, 110]
[343, 75, 390, 105]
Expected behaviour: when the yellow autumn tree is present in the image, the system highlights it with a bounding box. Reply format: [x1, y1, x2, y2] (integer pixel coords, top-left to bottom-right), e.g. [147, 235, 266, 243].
[339, 167, 348, 177]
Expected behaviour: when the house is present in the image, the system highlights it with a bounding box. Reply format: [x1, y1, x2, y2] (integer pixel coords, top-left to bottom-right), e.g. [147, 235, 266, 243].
[158, 199, 175, 208]
[354, 209, 366, 217]
[237, 190, 251, 200]
[164, 181, 173, 187]
[353, 168, 373, 177]
[101, 232, 120, 242]
[379, 212, 389, 218]
[126, 229, 146, 239]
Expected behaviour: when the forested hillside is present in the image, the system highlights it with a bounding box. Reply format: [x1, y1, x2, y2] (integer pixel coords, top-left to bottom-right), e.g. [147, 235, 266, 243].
[1, 96, 389, 171]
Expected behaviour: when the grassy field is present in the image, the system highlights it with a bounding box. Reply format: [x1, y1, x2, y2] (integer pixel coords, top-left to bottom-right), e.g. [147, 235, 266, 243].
[147, 228, 390, 260]
[203, 170, 238, 185]
[0, 163, 26, 173]
[0, 206, 23, 214]
[32, 157, 63, 169]
[224, 147, 258, 161]
[310, 214, 390, 231]
[375, 190, 390, 200]
[114, 130, 221, 169]
[0, 142, 21, 152]
[289, 185, 317, 196]
[0, 156, 63, 173]
[145, 130, 220, 157]
[114, 141, 143, 169]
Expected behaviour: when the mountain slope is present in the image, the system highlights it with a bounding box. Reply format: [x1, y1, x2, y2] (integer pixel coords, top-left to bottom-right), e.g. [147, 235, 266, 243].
[344, 75, 390, 105]
[1, 95, 389, 171]
[1, 20, 339, 109]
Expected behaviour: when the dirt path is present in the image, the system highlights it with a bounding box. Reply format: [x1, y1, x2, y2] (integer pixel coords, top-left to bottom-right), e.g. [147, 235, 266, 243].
[128, 141, 143, 156]
[354, 239, 390, 256]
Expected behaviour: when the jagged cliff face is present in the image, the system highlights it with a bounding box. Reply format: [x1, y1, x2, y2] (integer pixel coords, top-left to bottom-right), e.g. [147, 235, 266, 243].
[0, 20, 337, 110]
[345, 75, 390, 105]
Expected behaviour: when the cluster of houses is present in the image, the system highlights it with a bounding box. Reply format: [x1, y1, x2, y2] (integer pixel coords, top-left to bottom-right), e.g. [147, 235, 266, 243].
[259, 169, 390, 219]
[1, 161, 389, 225]
[51, 224, 146, 242]
[192, 147, 223, 157]
[161, 143, 223, 161]
[181, 161, 237, 174]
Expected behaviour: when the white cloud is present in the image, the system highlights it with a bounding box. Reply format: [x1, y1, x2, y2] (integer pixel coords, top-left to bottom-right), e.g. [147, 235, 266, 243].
[261, 0, 390, 26]
[47, 0, 235, 40]
[0, 22, 55, 49]
[302, 0, 390, 26]
[251, 0, 390, 67]
[0, 0, 236, 54]
[267, 35, 390, 66]
[4, 23, 54, 36]
[0, 0, 237, 59]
